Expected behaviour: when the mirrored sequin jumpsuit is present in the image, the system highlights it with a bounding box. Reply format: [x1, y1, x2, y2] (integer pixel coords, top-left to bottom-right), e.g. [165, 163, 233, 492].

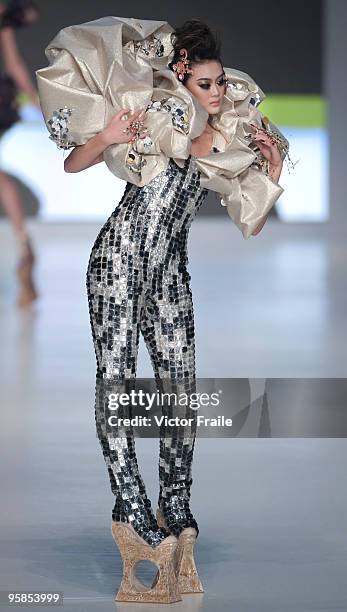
[86, 155, 208, 548]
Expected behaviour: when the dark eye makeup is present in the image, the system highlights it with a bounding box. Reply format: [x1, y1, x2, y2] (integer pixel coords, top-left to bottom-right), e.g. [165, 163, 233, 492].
[198, 77, 227, 90]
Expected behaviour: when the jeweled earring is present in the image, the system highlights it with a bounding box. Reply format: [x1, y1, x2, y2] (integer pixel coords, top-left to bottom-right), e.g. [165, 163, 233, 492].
[172, 48, 193, 81]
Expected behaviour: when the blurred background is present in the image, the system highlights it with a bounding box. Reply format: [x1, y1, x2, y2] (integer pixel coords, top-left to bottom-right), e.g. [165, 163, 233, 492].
[0, 0, 325, 221]
[1, 2, 347, 611]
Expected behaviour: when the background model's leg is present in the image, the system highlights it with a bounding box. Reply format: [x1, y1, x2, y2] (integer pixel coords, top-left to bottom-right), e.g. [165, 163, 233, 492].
[0, 170, 38, 306]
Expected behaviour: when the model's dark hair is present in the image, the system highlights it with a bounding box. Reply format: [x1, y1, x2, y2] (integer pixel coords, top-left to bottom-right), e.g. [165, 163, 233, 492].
[168, 19, 223, 83]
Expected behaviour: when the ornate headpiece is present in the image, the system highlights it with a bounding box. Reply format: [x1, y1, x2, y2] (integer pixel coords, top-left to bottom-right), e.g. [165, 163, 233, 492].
[172, 48, 193, 81]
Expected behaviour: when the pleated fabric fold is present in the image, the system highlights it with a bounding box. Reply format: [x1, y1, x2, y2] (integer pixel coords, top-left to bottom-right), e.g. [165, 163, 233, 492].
[36, 15, 290, 239]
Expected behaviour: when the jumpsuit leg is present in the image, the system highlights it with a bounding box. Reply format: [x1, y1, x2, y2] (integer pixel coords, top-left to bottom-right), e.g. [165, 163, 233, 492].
[86, 214, 169, 548]
[140, 262, 199, 538]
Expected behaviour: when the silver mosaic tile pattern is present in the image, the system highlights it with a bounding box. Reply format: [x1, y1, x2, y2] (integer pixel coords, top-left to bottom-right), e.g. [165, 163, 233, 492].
[86, 155, 208, 545]
[156, 380, 200, 538]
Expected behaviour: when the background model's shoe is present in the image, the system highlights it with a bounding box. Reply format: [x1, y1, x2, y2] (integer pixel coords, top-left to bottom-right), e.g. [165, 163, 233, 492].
[111, 521, 182, 603]
[156, 508, 204, 594]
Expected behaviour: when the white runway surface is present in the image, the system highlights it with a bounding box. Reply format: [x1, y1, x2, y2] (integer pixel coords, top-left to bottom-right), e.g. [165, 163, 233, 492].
[1, 218, 347, 611]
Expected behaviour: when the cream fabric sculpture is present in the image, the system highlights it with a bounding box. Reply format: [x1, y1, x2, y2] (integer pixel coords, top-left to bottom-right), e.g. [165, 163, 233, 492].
[36, 15, 290, 239]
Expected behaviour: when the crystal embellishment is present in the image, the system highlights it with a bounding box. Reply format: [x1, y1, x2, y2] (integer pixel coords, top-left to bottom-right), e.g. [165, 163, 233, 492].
[141, 136, 153, 153]
[47, 106, 76, 150]
[146, 97, 190, 134]
[226, 79, 246, 93]
[250, 93, 262, 107]
[133, 34, 164, 58]
[226, 78, 258, 95]
[126, 146, 147, 174]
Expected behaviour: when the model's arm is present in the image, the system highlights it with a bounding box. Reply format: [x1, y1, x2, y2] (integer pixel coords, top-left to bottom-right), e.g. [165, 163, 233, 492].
[64, 133, 109, 173]
[0, 26, 39, 106]
[64, 108, 146, 173]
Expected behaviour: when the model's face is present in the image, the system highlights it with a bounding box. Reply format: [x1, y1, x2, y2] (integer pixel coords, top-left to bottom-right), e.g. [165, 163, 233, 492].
[184, 60, 227, 115]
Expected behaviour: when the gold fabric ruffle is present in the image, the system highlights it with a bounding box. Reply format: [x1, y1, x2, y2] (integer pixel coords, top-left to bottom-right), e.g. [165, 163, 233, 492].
[36, 15, 290, 239]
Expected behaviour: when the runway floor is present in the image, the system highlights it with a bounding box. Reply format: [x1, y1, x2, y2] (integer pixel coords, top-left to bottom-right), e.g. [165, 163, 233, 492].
[1, 218, 346, 611]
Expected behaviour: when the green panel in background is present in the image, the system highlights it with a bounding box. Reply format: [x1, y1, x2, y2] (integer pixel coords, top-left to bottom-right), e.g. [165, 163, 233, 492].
[259, 95, 326, 127]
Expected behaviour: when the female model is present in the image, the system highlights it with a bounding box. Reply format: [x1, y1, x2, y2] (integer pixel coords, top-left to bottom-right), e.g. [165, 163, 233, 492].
[0, 0, 39, 306]
[36, 16, 289, 603]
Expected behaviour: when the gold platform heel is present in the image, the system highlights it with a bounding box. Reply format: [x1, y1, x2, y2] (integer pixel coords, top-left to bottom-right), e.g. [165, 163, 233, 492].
[156, 509, 204, 594]
[111, 521, 182, 603]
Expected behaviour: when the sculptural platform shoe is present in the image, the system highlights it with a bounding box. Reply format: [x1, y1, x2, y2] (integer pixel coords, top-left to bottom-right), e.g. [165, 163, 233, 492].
[111, 521, 182, 603]
[156, 509, 204, 594]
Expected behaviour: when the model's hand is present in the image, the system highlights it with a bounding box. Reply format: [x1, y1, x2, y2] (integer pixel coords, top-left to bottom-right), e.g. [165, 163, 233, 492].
[249, 123, 282, 168]
[101, 109, 148, 146]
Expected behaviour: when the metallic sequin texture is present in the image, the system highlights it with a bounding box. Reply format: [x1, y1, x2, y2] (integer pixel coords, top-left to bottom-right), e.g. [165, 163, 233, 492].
[250, 93, 262, 107]
[46, 106, 76, 149]
[146, 97, 190, 134]
[157, 392, 200, 538]
[133, 34, 164, 58]
[86, 156, 207, 546]
[125, 145, 148, 174]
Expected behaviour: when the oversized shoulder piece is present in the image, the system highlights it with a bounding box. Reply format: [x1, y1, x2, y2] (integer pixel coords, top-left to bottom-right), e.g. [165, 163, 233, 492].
[36, 16, 174, 149]
[103, 68, 208, 185]
[192, 67, 290, 239]
[36, 15, 291, 239]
